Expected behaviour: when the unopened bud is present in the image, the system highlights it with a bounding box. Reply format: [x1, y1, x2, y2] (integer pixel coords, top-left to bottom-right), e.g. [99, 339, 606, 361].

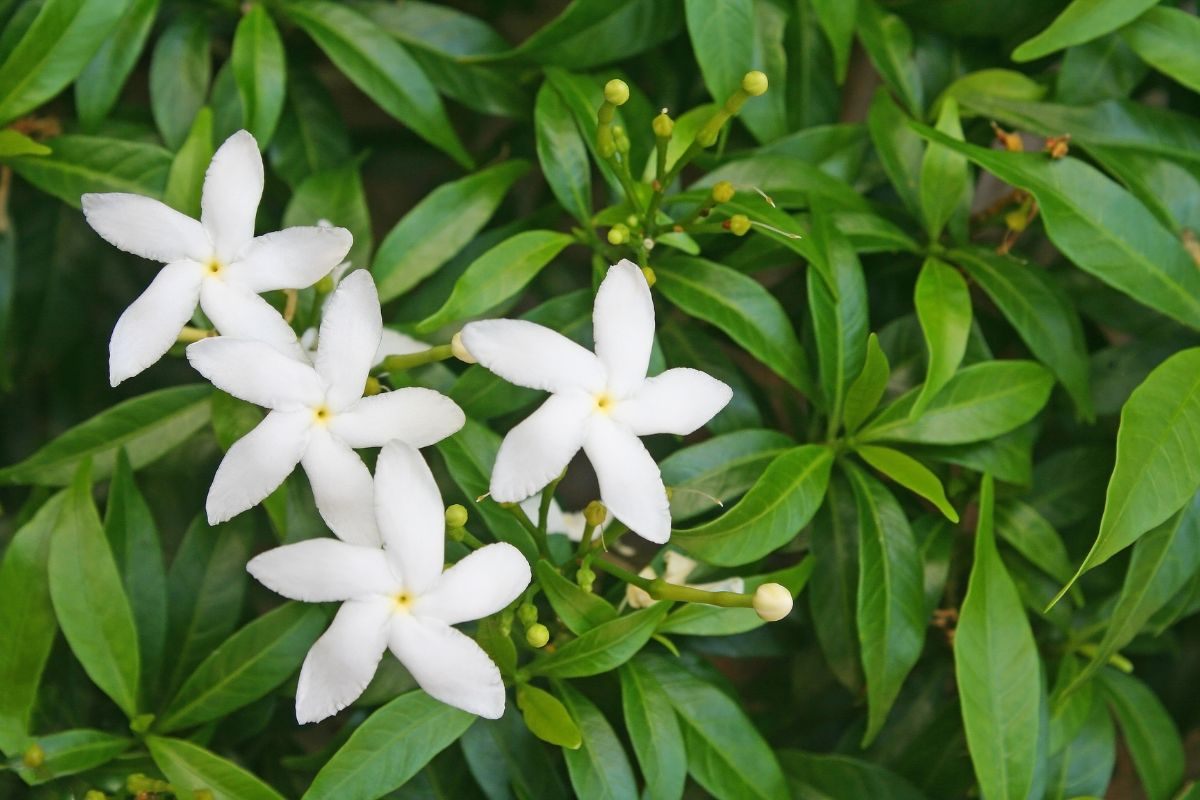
[518, 602, 538, 626]
[641, 266, 656, 287]
[451, 331, 476, 364]
[315, 274, 335, 294]
[1045, 133, 1070, 159]
[576, 567, 595, 592]
[194, 791, 215, 800]
[991, 122, 1023, 153]
[364, 376, 382, 396]
[652, 110, 674, 138]
[613, 125, 630, 154]
[604, 79, 630, 106]
[607, 224, 629, 245]
[626, 584, 654, 608]
[84, 792, 107, 800]
[22, 743, 45, 768]
[445, 504, 468, 529]
[742, 71, 768, 96]
[728, 214, 751, 236]
[526, 623, 550, 648]
[711, 180, 735, 203]
[753, 583, 792, 622]
[584, 500, 607, 527]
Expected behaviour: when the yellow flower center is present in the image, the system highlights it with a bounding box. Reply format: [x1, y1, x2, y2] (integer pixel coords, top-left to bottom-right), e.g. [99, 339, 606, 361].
[393, 592, 413, 612]
[205, 258, 223, 276]
[595, 392, 615, 414]
[312, 404, 332, 425]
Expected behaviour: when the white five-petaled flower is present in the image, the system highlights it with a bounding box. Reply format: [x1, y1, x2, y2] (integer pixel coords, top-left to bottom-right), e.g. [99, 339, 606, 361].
[462, 260, 733, 543]
[83, 130, 352, 385]
[187, 270, 465, 544]
[248, 440, 531, 722]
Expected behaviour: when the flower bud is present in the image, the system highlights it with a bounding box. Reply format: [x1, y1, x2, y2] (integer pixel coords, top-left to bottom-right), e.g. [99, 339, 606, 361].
[526, 623, 550, 648]
[728, 214, 751, 236]
[753, 583, 792, 622]
[607, 224, 629, 246]
[742, 71, 769, 96]
[576, 566, 595, 592]
[451, 331, 476, 364]
[652, 110, 674, 138]
[195, 791, 215, 800]
[22, 742, 44, 768]
[604, 79, 630, 106]
[641, 266, 656, 287]
[445, 504, 468, 529]
[625, 214, 639, 228]
[84, 791, 107, 800]
[584, 500, 607, 527]
[711, 180, 735, 204]
[518, 602, 538, 626]
[613, 125, 630, 154]
[363, 376, 382, 396]
[315, 274, 336, 295]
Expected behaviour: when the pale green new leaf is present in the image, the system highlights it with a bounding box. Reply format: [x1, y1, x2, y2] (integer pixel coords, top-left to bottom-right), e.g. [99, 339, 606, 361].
[516, 684, 581, 750]
[856, 445, 958, 522]
[842, 333, 890, 434]
[919, 100, 968, 240]
[1122, 8, 1200, 95]
[231, 4, 286, 146]
[911, 257, 971, 418]
[1012, 0, 1159, 62]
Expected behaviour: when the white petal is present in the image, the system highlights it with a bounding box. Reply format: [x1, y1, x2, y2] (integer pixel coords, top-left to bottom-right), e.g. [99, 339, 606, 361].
[199, 279, 305, 359]
[389, 616, 506, 719]
[186, 337, 325, 410]
[556, 510, 589, 542]
[206, 409, 311, 524]
[247, 539, 399, 602]
[302, 428, 380, 546]
[375, 441, 445, 595]
[612, 368, 732, 436]
[662, 550, 699, 584]
[296, 598, 392, 724]
[489, 392, 592, 503]
[82, 194, 212, 264]
[201, 130, 263, 263]
[519, 496, 571, 539]
[583, 415, 671, 543]
[315, 270, 381, 411]
[692, 577, 745, 594]
[226, 226, 353, 293]
[461, 319, 605, 394]
[416, 543, 531, 626]
[593, 260, 655, 398]
[330, 388, 465, 449]
[108, 260, 204, 386]
[375, 329, 428, 365]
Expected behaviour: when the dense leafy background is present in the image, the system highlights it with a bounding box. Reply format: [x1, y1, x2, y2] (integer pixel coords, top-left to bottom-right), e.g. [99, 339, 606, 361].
[3, 0, 1200, 798]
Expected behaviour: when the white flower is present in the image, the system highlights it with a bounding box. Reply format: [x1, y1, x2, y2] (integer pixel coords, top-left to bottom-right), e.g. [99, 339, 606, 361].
[83, 130, 352, 385]
[626, 550, 745, 608]
[247, 441, 531, 722]
[461, 260, 732, 543]
[187, 270, 465, 544]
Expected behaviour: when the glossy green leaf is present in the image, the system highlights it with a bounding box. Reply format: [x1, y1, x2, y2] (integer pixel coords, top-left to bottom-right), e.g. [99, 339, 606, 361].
[811, 0, 858, 82]
[5, 135, 171, 206]
[14, 729, 131, 786]
[517, 684, 581, 750]
[1120, 7, 1200, 95]
[48, 462, 140, 717]
[163, 106, 214, 217]
[0, 385, 211, 486]
[418, 230, 573, 332]
[556, 682, 637, 799]
[268, 67, 352, 188]
[655, 256, 814, 395]
[856, 445, 958, 522]
[685, 0, 753, 106]
[674, 445, 833, 566]
[74, 0, 159, 126]
[1012, 0, 1158, 62]
[285, 0, 471, 168]
[283, 162, 373, 272]
[1046, 682, 1115, 800]
[659, 429, 795, 523]
[937, 68, 1047, 112]
[460, 706, 569, 800]
[1097, 669, 1184, 800]
[304, 691, 474, 800]
[535, 80, 592, 224]
[993, 499, 1075, 586]
[857, 0, 922, 115]
[919, 100, 968, 240]
[542, 67, 626, 194]
[911, 423, 1038, 486]
[619, 660, 686, 800]
[148, 736, 285, 800]
[847, 464, 925, 745]
[536, 560, 617, 636]
[149, 13, 210, 150]
[1058, 33, 1146, 104]
[374, 160, 529, 302]
[525, 604, 669, 679]
[911, 257, 971, 418]
[231, 4, 286, 146]
[809, 207, 868, 427]
[0, 129, 49, 158]
[843, 333, 890, 434]
[810, 473, 863, 692]
[868, 88, 923, 216]
[780, 750, 927, 800]
[955, 474, 1042, 800]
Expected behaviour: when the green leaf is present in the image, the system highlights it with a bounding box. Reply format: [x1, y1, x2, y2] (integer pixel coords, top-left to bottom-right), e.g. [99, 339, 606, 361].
[74, 0, 159, 126]
[104, 451, 167, 709]
[673, 445, 833, 567]
[659, 429, 795, 523]
[955, 474, 1042, 800]
[460, 706, 569, 800]
[856, 0, 922, 115]
[919, 99, 968, 240]
[542, 67, 627, 194]
[911, 257, 971, 419]
[1121, 7, 1200, 94]
[843, 333, 890, 434]
[557, 682, 638, 799]
[685, 0, 753, 105]
[911, 423, 1038, 486]
[779, 750, 927, 800]
[1012, 0, 1158, 62]
[808, 207, 868, 426]
[1046, 682, 1115, 800]
[285, 0, 472, 168]
[0, 385, 212, 486]
[1058, 33, 1146, 104]
[268, 66, 352, 188]
[619, 661, 686, 800]
[658, 559, 814, 636]
[373, 160, 529, 302]
[516, 684, 581, 749]
[535, 80, 592, 225]
[654, 256, 814, 396]
[811, 0, 858, 82]
[159, 602, 326, 732]
[0, 129, 49, 157]
[810, 473, 863, 692]
[14, 729, 131, 786]
[163, 106, 214, 217]
[304, 691, 474, 800]
[418, 230, 573, 332]
[847, 464, 925, 746]
[283, 162, 373, 272]
[0, 0, 132, 127]
[525, 604, 670, 679]
[4, 135, 171, 207]
[993, 500, 1075, 586]
[0, 492, 66, 754]
[659, 323, 763, 434]
[149, 13, 211, 150]
[912, 123, 1200, 329]
[856, 445, 958, 523]
[148, 736, 285, 800]
[535, 560, 617, 636]
[952, 247, 1092, 419]
[231, 4, 286, 146]
[867, 88, 924, 217]
[936, 68, 1048, 112]
[48, 462, 140, 717]
[1097, 669, 1184, 800]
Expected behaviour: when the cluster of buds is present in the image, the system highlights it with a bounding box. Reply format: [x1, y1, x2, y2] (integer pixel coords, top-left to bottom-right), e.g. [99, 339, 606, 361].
[597, 79, 630, 158]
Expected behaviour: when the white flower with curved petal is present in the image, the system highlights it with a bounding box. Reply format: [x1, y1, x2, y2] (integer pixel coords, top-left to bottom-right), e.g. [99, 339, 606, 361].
[83, 130, 352, 385]
[187, 270, 465, 544]
[626, 550, 745, 608]
[247, 441, 531, 722]
[462, 260, 732, 543]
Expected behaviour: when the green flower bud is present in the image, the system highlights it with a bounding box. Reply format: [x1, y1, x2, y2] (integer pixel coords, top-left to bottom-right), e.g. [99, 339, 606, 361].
[499, 608, 514, 636]
[84, 791, 107, 800]
[728, 214, 751, 236]
[518, 602, 538, 627]
[625, 214, 639, 228]
[711, 180, 735, 204]
[604, 79, 630, 106]
[742, 70, 769, 96]
[613, 125, 630, 154]
[22, 742, 45, 768]
[607, 224, 629, 246]
[315, 274, 336, 295]
[576, 567, 595, 592]
[641, 266, 657, 287]
[526, 623, 550, 648]
[445, 504, 468, 529]
[363, 376, 382, 396]
[652, 110, 674, 138]
[584, 500, 607, 527]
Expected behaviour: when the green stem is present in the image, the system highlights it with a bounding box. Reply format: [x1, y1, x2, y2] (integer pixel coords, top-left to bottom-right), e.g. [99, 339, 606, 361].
[575, 521, 598, 559]
[380, 344, 453, 373]
[610, 154, 644, 216]
[538, 472, 565, 537]
[505, 503, 550, 559]
[591, 559, 754, 608]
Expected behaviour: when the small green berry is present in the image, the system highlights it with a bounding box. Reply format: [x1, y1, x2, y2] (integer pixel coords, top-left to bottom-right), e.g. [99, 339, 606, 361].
[445, 504, 469, 529]
[742, 70, 768, 96]
[604, 79, 630, 106]
[526, 623, 550, 648]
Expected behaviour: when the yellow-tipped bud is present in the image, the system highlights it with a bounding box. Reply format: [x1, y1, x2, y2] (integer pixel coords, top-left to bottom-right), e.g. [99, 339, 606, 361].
[607, 224, 629, 245]
[194, 791, 216, 800]
[445, 504, 468, 529]
[711, 180, 735, 204]
[364, 376, 382, 396]
[728, 214, 751, 236]
[84, 792, 107, 800]
[641, 266, 657, 287]
[742, 71, 769, 96]
[451, 331, 476, 364]
[526, 623, 550, 648]
[653, 110, 674, 138]
[315, 274, 336, 295]
[753, 583, 792, 621]
[584, 500, 608, 527]
[604, 79, 630, 106]
[613, 125, 630, 154]
[22, 743, 45, 769]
